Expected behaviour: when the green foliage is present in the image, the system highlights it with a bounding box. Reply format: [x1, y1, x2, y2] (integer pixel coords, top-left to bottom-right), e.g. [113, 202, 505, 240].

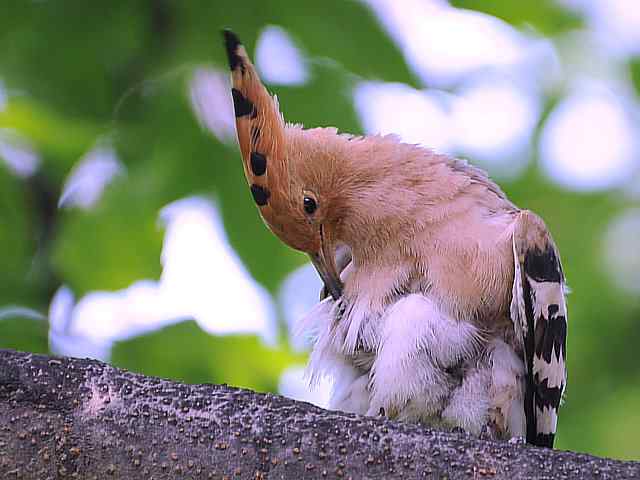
[0, 99, 101, 181]
[0, 0, 638, 461]
[630, 57, 640, 96]
[449, 0, 582, 35]
[51, 184, 164, 294]
[112, 320, 303, 392]
[0, 315, 49, 354]
[0, 166, 37, 306]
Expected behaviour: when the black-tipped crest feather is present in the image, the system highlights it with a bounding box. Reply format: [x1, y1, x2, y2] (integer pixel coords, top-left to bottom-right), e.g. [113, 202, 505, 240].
[222, 29, 243, 71]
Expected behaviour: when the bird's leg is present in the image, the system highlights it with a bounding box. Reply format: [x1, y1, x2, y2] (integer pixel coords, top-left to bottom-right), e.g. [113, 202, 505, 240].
[366, 294, 481, 422]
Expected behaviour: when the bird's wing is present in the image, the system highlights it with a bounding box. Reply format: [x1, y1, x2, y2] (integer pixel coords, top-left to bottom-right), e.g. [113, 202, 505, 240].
[511, 210, 568, 448]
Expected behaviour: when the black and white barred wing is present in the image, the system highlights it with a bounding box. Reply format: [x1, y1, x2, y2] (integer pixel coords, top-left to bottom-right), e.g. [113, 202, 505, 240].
[511, 211, 568, 448]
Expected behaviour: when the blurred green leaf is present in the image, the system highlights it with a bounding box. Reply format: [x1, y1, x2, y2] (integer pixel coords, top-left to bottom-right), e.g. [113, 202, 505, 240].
[166, 0, 415, 86]
[0, 99, 102, 182]
[51, 181, 163, 295]
[0, 315, 49, 354]
[450, 0, 582, 35]
[0, 166, 36, 306]
[265, 0, 415, 85]
[564, 380, 640, 461]
[630, 57, 640, 96]
[0, 100, 99, 152]
[112, 320, 304, 392]
[275, 63, 363, 134]
[0, 0, 150, 119]
[1, 0, 413, 125]
[56, 71, 306, 295]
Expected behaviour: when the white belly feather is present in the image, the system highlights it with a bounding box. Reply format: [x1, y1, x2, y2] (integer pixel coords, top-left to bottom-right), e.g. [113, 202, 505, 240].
[298, 292, 526, 439]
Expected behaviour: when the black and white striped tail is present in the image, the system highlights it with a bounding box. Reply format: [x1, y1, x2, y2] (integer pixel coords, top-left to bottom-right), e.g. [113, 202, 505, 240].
[512, 211, 568, 448]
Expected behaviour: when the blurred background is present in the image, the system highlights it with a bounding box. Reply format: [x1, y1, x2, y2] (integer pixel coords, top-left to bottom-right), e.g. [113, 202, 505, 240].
[0, 0, 639, 460]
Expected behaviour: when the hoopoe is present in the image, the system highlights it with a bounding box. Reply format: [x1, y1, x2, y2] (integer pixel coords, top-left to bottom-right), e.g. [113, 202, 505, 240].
[222, 30, 567, 448]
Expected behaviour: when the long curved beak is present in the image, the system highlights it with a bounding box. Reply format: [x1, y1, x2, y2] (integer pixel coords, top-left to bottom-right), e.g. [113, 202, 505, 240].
[310, 225, 343, 301]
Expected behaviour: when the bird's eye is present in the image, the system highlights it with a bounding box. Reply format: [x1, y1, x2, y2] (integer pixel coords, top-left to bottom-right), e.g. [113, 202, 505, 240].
[303, 195, 318, 215]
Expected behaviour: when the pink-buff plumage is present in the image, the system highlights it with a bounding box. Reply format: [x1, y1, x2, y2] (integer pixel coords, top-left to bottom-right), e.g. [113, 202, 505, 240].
[222, 30, 568, 448]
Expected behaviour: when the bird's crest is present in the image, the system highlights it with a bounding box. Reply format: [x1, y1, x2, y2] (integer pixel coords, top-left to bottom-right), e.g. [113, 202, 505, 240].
[223, 29, 352, 298]
[222, 30, 292, 229]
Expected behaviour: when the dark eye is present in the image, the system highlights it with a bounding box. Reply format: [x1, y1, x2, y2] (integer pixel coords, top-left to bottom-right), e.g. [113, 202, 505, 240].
[303, 195, 317, 215]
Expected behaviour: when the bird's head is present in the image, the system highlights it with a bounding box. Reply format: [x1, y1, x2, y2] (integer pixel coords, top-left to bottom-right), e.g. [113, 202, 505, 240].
[223, 29, 352, 300]
[222, 30, 476, 301]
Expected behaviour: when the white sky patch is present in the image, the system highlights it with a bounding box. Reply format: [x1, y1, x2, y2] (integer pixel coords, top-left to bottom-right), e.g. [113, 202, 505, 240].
[48, 285, 75, 333]
[279, 262, 324, 351]
[354, 81, 453, 153]
[190, 68, 237, 143]
[159, 197, 276, 342]
[363, 0, 545, 89]
[255, 25, 309, 86]
[59, 146, 124, 209]
[539, 81, 639, 191]
[61, 281, 177, 341]
[278, 365, 332, 409]
[48, 285, 113, 360]
[512, 38, 562, 92]
[451, 76, 540, 174]
[50, 197, 277, 360]
[603, 208, 640, 295]
[49, 281, 183, 360]
[353, 78, 539, 177]
[0, 132, 40, 178]
[560, 0, 640, 57]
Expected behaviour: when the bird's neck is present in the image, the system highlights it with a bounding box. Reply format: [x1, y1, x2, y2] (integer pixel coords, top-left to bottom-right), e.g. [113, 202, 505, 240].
[336, 168, 468, 262]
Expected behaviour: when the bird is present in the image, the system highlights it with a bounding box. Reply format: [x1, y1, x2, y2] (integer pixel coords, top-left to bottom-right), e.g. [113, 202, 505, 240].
[222, 29, 568, 448]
